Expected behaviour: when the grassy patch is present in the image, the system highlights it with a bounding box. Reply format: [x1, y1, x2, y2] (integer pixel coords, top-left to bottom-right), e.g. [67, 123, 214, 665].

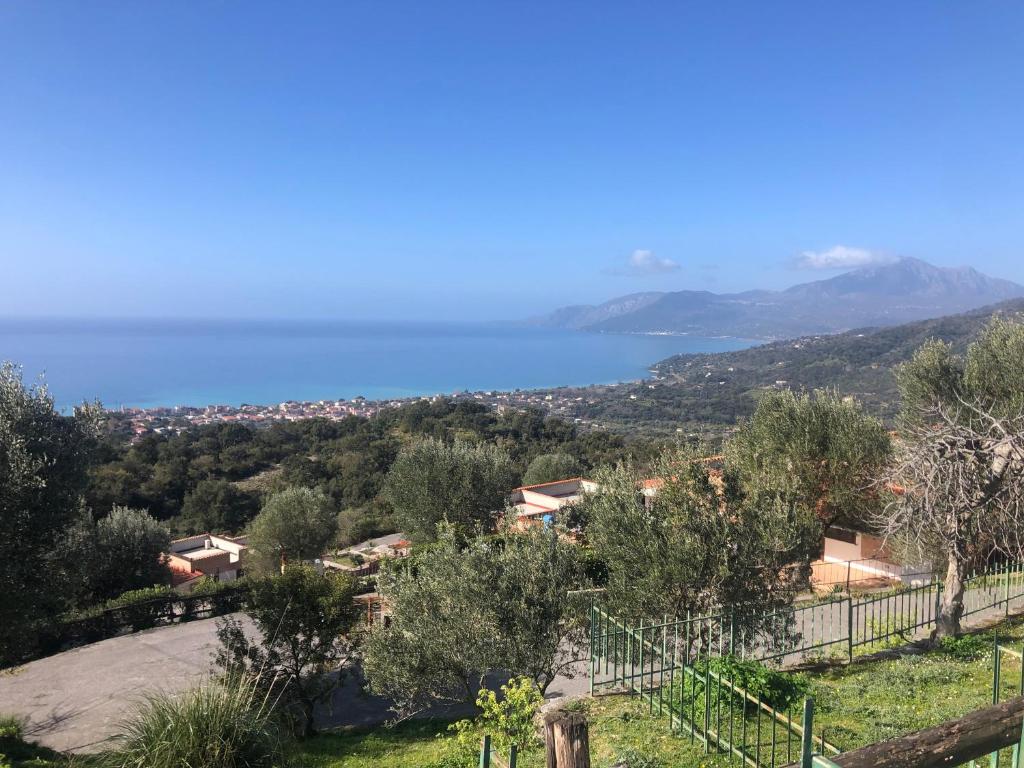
[296, 698, 736, 768]
[297, 720, 452, 768]
[811, 619, 1024, 750]
[296, 618, 1024, 766]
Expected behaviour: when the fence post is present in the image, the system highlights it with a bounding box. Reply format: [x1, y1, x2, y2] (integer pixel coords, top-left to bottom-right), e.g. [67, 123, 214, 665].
[479, 735, 491, 768]
[846, 596, 854, 664]
[509, 744, 518, 768]
[588, 601, 595, 697]
[638, 620, 645, 697]
[1007, 565, 1012, 617]
[800, 699, 815, 768]
[729, 611, 735, 656]
[994, 635, 1002, 706]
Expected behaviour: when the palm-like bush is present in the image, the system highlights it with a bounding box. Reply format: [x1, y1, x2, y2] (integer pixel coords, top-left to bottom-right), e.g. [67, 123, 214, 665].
[101, 675, 288, 768]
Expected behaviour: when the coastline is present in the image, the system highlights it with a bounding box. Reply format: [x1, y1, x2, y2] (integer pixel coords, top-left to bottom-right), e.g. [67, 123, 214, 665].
[104, 377, 644, 439]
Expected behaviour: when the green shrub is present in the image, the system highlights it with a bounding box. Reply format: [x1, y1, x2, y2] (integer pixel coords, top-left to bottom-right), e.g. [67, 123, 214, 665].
[473, 677, 543, 751]
[99, 675, 288, 768]
[861, 612, 916, 650]
[937, 634, 990, 661]
[0, 714, 63, 768]
[0, 716, 21, 741]
[105, 585, 175, 608]
[694, 656, 810, 710]
[439, 677, 544, 767]
[105, 585, 176, 631]
[190, 578, 249, 617]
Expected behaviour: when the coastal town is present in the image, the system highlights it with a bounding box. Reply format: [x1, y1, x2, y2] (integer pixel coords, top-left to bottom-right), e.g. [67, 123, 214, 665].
[107, 384, 634, 439]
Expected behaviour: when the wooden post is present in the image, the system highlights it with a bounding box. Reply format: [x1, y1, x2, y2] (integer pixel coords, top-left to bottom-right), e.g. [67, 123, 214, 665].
[544, 712, 559, 768]
[544, 711, 591, 768]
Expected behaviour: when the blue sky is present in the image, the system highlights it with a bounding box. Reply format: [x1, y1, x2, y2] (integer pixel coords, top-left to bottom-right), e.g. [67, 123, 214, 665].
[1, 2, 1022, 321]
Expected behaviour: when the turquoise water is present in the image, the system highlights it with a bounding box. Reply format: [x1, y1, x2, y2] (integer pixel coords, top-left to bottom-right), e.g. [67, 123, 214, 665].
[0, 318, 755, 410]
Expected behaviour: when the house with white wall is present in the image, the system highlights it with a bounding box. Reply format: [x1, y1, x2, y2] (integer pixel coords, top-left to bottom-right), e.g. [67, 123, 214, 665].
[167, 534, 248, 590]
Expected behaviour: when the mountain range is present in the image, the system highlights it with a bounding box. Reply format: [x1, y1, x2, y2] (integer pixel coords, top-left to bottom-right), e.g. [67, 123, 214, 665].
[530, 258, 1024, 339]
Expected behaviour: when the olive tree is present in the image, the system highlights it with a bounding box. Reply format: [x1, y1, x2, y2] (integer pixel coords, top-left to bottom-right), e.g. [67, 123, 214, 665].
[521, 452, 581, 486]
[383, 437, 517, 543]
[0, 363, 98, 665]
[80, 505, 171, 602]
[247, 487, 337, 573]
[361, 527, 585, 718]
[215, 565, 360, 736]
[727, 389, 891, 529]
[879, 318, 1024, 638]
[582, 447, 821, 634]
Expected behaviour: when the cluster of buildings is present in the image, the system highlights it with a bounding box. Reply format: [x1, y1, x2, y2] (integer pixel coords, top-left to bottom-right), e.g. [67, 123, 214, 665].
[114, 398, 404, 439]
[111, 387, 615, 441]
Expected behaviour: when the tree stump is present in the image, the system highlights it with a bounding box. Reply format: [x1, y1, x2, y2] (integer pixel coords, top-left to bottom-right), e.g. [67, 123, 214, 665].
[543, 710, 591, 768]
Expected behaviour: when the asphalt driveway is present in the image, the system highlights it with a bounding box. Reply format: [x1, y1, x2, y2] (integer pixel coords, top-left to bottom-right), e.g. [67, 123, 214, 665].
[0, 615, 588, 753]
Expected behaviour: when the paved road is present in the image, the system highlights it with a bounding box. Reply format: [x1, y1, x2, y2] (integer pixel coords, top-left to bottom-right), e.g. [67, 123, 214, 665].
[0, 615, 588, 754]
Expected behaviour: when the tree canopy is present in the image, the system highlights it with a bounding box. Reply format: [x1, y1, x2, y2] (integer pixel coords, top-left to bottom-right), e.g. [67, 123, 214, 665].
[881, 317, 1024, 637]
[582, 447, 821, 633]
[382, 437, 518, 542]
[362, 527, 585, 717]
[727, 389, 892, 530]
[0, 364, 98, 665]
[215, 565, 360, 736]
[521, 452, 581, 486]
[247, 487, 338, 573]
[180, 478, 260, 535]
[79, 505, 171, 603]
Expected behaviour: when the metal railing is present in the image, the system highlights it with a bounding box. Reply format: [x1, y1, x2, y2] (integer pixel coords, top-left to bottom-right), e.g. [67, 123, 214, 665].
[591, 561, 1024, 683]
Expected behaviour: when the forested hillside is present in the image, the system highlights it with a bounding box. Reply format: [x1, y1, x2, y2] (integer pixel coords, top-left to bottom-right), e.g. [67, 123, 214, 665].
[91, 401, 659, 540]
[565, 298, 1024, 433]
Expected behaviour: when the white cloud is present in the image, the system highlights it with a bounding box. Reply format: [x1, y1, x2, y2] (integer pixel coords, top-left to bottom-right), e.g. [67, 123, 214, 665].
[796, 245, 895, 270]
[608, 249, 680, 276]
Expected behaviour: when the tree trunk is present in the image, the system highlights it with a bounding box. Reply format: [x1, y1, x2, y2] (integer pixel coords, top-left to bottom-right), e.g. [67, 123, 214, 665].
[933, 551, 966, 639]
[299, 697, 316, 737]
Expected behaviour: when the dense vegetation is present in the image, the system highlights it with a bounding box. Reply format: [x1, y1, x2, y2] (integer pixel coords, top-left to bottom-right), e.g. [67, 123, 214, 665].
[90, 401, 660, 541]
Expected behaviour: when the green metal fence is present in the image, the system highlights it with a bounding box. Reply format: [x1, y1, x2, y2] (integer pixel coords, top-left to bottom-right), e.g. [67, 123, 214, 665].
[477, 735, 517, 768]
[589, 605, 841, 766]
[589, 560, 1024, 766]
[591, 560, 1024, 686]
[978, 638, 1024, 768]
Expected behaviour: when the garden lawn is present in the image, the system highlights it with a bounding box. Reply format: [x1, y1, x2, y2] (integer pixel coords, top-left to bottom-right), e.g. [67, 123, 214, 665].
[297, 617, 1024, 767]
[297, 696, 736, 768]
[810, 617, 1024, 750]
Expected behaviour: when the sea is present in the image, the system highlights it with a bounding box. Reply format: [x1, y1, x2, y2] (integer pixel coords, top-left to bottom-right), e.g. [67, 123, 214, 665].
[0, 318, 756, 411]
